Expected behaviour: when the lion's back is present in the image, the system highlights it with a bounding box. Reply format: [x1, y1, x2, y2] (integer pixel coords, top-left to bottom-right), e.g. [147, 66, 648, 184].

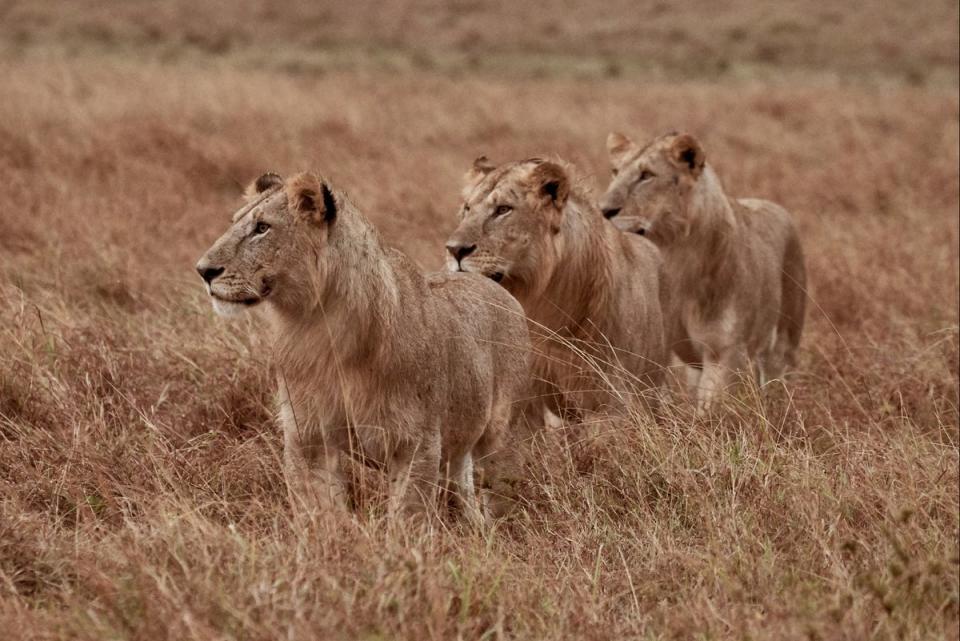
[431, 270, 528, 362]
[427, 271, 529, 379]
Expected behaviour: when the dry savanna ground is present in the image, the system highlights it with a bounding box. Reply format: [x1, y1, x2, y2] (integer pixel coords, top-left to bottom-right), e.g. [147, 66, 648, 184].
[0, 3, 958, 640]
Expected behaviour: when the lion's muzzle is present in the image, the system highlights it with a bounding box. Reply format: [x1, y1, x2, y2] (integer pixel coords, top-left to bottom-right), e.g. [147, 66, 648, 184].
[196, 262, 225, 285]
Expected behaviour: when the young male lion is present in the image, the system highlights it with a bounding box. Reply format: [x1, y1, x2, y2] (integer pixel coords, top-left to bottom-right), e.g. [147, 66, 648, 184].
[195, 172, 530, 522]
[599, 132, 807, 410]
[445, 157, 666, 420]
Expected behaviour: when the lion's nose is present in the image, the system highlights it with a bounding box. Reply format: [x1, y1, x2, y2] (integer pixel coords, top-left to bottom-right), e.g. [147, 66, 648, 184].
[196, 263, 225, 284]
[602, 207, 622, 219]
[445, 242, 477, 262]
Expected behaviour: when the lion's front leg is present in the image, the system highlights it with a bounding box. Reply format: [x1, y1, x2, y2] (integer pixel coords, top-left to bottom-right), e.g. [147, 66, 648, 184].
[695, 346, 747, 413]
[695, 357, 726, 413]
[388, 430, 441, 519]
[283, 422, 348, 516]
[665, 352, 701, 403]
[444, 451, 484, 528]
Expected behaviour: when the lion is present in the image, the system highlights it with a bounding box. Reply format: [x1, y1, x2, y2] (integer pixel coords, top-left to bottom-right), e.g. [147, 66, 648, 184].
[599, 131, 807, 410]
[195, 171, 531, 523]
[445, 157, 667, 420]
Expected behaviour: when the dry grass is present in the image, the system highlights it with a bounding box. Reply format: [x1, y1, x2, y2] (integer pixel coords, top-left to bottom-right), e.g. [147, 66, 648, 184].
[0, 4, 958, 640]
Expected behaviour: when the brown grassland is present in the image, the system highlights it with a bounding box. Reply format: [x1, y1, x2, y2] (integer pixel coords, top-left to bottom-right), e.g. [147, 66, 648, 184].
[0, 2, 958, 639]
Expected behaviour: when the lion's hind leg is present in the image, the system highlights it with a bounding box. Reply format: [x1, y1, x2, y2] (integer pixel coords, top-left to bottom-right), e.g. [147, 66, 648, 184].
[472, 400, 524, 521]
[777, 232, 807, 375]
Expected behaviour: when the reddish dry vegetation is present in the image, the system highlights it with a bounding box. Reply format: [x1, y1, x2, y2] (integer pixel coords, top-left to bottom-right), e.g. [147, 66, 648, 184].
[0, 5, 958, 640]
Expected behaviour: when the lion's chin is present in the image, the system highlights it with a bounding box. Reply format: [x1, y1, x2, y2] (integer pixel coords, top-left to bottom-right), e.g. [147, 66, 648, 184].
[618, 224, 648, 236]
[611, 217, 650, 236]
[210, 294, 265, 318]
[451, 264, 507, 284]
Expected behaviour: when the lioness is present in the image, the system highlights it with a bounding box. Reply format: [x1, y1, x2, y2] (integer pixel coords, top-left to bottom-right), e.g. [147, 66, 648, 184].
[599, 132, 806, 410]
[195, 171, 530, 523]
[445, 157, 666, 419]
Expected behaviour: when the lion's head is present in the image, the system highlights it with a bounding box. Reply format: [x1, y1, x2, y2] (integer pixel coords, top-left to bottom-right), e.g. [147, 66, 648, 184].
[195, 172, 338, 317]
[444, 157, 571, 300]
[598, 132, 706, 244]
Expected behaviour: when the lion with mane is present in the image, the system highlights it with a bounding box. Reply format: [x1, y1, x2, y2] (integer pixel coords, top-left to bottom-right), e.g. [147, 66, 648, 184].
[445, 157, 667, 421]
[196, 172, 530, 522]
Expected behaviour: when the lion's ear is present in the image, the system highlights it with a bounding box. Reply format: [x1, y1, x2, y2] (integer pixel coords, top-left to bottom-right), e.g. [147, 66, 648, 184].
[606, 132, 635, 166]
[463, 156, 495, 195]
[286, 172, 337, 224]
[669, 134, 706, 178]
[244, 172, 284, 199]
[529, 161, 570, 212]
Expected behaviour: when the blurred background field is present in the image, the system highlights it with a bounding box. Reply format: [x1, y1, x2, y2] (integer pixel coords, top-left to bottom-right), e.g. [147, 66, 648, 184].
[3, 0, 958, 83]
[0, 2, 957, 640]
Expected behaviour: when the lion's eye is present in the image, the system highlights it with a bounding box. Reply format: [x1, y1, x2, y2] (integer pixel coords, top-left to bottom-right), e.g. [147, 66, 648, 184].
[612, 168, 619, 177]
[493, 205, 513, 217]
[254, 221, 271, 235]
[638, 170, 654, 183]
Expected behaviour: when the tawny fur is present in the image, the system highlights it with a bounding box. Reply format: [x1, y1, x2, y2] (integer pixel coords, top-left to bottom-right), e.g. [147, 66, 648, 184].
[600, 132, 807, 410]
[196, 172, 531, 522]
[446, 157, 667, 420]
